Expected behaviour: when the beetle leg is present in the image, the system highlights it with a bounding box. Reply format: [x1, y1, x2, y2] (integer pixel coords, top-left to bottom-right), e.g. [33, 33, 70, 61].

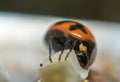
[59, 40, 71, 62]
[48, 36, 54, 63]
[65, 40, 77, 60]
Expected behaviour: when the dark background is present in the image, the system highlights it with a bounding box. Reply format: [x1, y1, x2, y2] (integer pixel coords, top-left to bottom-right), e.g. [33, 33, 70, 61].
[0, 0, 120, 22]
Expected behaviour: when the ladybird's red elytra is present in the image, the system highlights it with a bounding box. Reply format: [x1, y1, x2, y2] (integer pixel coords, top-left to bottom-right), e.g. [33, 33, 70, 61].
[50, 21, 95, 43]
[45, 21, 97, 70]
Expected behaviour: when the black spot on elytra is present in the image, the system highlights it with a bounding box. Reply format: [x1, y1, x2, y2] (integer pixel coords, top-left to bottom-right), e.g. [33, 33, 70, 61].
[54, 20, 87, 34]
[69, 24, 87, 34]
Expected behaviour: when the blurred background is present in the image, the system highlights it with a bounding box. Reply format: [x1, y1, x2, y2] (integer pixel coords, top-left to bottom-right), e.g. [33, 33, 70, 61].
[0, 0, 120, 82]
[0, 0, 120, 22]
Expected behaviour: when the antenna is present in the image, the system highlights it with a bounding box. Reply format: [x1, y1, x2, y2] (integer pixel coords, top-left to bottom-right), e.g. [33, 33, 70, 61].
[48, 36, 54, 63]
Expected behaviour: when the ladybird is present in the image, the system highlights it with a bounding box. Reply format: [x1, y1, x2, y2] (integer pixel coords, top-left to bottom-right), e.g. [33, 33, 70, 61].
[45, 21, 97, 70]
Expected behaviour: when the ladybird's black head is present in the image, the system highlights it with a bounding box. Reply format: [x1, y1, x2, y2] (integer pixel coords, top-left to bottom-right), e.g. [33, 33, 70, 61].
[74, 41, 96, 69]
